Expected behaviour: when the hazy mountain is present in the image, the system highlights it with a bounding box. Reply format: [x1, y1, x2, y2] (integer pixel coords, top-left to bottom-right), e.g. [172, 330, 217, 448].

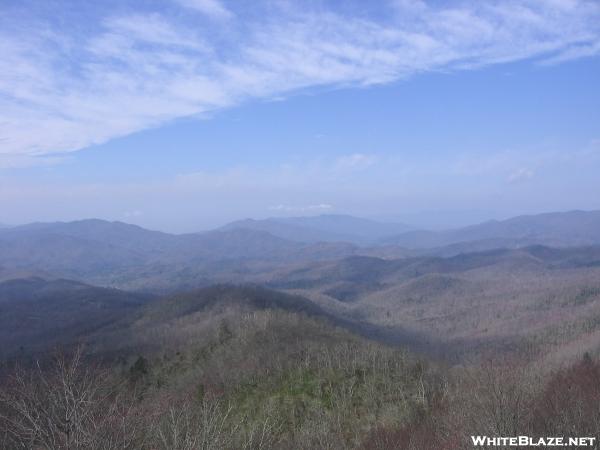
[221, 214, 414, 244]
[273, 252, 470, 295]
[183, 229, 306, 260]
[272, 245, 600, 298]
[382, 210, 600, 249]
[0, 220, 363, 290]
[0, 277, 150, 358]
[0, 231, 148, 280]
[219, 218, 345, 243]
[0, 219, 359, 263]
[3, 211, 600, 293]
[4, 219, 177, 255]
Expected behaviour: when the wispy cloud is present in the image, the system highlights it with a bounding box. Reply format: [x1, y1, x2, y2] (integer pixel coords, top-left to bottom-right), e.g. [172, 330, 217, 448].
[1, 0, 599, 164]
[334, 153, 378, 172]
[0, 154, 67, 170]
[540, 40, 600, 65]
[508, 167, 535, 183]
[268, 204, 333, 213]
[453, 140, 600, 186]
[123, 209, 143, 218]
[174, 0, 233, 20]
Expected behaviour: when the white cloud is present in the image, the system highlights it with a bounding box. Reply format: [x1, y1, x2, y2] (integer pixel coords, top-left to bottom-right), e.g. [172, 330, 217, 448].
[454, 139, 600, 181]
[174, 0, 233, 20]
[0, 0, 599, 164]
[334, 153, 378, 171]
[123, 209, 143, 218]
[508, 167, 535, 183]
[0, 153, 67, 170]
[540, 40, 600, 65]
[100, 14, 208, 50]
[269, 204, 333, 212]
[171, 153, 381, 191]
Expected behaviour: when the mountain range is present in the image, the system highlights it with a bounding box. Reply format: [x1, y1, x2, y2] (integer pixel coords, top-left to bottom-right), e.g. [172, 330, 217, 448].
[0, 220, 363, 290]
[221, 214, 414, 244]
[381, 210, 600, 249]
[1, 210, 600, 292]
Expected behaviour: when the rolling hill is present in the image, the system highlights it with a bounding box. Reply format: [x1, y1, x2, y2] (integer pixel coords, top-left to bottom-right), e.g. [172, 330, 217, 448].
[2, 274, 598, 449]
[0, 277, 151, 359]
[271, 245, 600, 362]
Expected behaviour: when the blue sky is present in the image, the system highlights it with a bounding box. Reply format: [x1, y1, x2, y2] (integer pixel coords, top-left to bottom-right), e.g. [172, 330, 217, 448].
[1, 0, 599, 232]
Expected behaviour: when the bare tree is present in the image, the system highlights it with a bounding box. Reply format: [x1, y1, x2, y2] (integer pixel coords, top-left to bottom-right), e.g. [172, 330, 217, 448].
[0, 346, 143, 449]
[153, 399, 233, 450]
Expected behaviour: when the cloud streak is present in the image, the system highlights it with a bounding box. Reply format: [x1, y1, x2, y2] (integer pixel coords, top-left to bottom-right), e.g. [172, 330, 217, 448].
[0, 0, 599, 163]
[269, 204, 333, 213]
[174, 0, 233, 20]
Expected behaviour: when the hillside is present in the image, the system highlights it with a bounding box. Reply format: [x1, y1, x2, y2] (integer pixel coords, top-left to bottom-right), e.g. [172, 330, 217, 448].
[271, 246, 600, 362]
[0, 277, 150, 359]
[0, 265, 53, 282]
[0, 281, 351, 362]
[1, 295, 444, 449]
[2, 283, 598, 449]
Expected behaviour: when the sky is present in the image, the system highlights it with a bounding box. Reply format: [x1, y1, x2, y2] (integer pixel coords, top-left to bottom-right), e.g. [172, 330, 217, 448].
[0, 0, 599, 232]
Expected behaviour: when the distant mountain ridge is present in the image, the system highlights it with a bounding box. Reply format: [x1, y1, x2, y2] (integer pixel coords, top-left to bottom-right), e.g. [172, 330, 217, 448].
[382, 210, 600, 249]
[221, 214, 414, 244]
[0, 219, 364, 290]
[2, 210, 600, 292]
[272, 245, 600, 295]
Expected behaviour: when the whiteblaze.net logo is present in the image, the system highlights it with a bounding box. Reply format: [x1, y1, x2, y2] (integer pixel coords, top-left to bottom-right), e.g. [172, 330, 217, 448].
[471, 436, 597, 447]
